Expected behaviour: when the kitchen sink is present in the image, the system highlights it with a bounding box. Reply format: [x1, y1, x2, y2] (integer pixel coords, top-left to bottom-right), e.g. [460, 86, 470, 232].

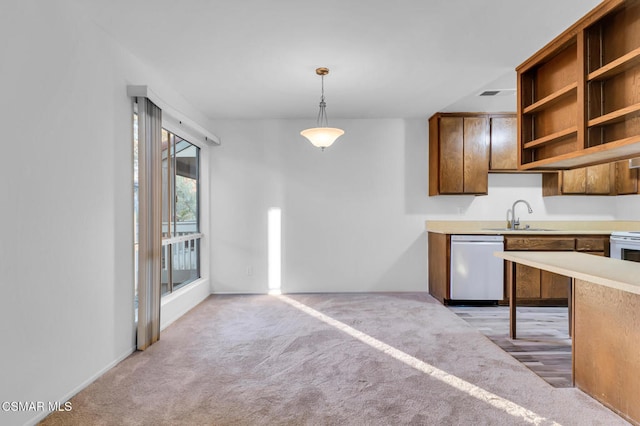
[482, 227, 557, 232]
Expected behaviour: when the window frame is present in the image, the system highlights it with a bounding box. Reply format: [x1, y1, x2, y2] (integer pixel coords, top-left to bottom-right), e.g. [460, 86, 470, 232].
[160, 126, 202, 296]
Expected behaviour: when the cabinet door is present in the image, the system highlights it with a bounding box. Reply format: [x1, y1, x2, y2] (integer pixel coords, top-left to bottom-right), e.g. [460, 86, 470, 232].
[562, 168, 587, 193]
[515, 264, 541, 299]
[547, 164, 614, 196]
[615, 160, 638, 195]
[463, 116, 489, 193]
[540, 271, 570, 299]
[489, 116, 517, 170]
[439, 117, 464, 194]
[586, 163, 611, 194]
[428, 232, 450, 303]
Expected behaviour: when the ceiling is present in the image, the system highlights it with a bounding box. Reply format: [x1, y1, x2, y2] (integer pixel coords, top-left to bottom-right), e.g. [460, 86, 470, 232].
[71, 0, 602, 120]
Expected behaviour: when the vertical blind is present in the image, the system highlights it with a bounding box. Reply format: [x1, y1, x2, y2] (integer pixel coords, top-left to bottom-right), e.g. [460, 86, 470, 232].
[136, 97, 162, 350]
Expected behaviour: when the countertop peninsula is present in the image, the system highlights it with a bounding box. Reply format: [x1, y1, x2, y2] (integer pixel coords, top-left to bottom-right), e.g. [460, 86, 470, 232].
[494, 249, 640, 425]
[494, 251, 640, 296]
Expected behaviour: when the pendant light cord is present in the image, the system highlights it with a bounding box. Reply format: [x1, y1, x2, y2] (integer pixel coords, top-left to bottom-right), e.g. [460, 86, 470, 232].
[317, 74, 328, 128]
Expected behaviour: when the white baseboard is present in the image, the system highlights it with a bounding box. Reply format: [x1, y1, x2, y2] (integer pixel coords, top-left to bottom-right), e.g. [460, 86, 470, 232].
[24, 280, 211, 425]
[24, 345, 136, 426]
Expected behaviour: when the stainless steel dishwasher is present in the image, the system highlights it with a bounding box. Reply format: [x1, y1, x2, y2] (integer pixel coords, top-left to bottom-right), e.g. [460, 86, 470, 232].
[450, 235, 504, 301]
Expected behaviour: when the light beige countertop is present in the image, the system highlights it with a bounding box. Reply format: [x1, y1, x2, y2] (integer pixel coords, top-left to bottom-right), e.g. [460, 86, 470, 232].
[426, 220, 640, 235]
[495, 251, 640, 295]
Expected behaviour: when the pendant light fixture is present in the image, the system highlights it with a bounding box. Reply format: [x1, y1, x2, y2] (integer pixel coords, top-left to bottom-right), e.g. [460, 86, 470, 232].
[300, 67, 344, 150]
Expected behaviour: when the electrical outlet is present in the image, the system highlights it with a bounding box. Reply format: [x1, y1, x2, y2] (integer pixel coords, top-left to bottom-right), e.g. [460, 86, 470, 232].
[246, 266, 253, 276]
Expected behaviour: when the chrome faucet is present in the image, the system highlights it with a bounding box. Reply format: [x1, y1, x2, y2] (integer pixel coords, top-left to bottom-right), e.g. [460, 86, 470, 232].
[510, 199, 533, 230]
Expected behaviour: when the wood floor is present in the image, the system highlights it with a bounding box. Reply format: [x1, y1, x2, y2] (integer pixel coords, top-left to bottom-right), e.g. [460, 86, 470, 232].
[449, 305, 572, 388]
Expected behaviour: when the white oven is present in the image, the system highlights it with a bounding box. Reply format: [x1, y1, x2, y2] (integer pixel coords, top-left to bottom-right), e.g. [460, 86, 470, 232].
[610, 231, 640, 263]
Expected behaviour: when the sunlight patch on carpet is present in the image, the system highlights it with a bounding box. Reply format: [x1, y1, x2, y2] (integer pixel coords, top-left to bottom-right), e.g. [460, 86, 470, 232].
[277, 295, 561, 426]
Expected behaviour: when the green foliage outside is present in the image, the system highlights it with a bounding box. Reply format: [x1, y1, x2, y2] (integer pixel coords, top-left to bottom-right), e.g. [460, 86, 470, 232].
[176, 176, 197, 221]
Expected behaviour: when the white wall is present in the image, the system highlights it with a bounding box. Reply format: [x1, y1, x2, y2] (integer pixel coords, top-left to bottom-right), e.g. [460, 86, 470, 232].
[210, 118, 631, 295]
[615, 194, 640, 220]
[210, 119, 425, 293]
[0, 2, 213, 424]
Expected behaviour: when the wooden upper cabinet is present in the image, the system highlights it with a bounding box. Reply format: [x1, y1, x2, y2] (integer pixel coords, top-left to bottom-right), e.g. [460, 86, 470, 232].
[560, 168, 588, 194]
[429, 112, 518, 195]
[558, 163, 612, 195]
[586, 163, 613, 194]
[517, 0, 640, 170]
[429, 113, 489, 195]
[463, 116, 490, 192]
[542, 160, 639, 196]
[489, 115, 518, 171]
[438, 117, 465, 193]
[615, 159, 639, 195]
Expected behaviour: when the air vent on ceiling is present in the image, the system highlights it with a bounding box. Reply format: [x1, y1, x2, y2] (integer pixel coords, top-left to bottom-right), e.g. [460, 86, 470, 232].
[478, 89, 516, 97]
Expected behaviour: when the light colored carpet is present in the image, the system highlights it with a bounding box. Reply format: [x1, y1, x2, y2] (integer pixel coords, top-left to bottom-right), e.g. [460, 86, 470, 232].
[41, 293, 628, 425]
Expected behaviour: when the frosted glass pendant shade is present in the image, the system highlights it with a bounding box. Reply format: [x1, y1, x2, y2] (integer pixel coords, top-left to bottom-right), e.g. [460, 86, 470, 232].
[300, 127, 345, 149]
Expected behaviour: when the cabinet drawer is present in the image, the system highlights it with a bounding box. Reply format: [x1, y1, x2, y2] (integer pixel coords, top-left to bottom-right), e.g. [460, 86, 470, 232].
[575, 238, 605, 252]
[505, 237, 575, 251]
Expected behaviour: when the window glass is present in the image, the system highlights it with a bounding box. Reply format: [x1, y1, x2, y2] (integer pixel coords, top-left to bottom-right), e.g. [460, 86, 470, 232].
[172, 239, 200, 291]
[175, 141, 199, 235]
[161, 129, 200, 295]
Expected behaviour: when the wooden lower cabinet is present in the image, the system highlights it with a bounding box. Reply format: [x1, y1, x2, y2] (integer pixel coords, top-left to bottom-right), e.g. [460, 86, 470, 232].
[575, 237, 607, 253]
[514, 264, 542, 298]
[508, 264, 569, 303]
[428, 232, 450, 303]
[574, 279, 640, 424]
[502, 235, 609, 306]
[429, 232, 610, 306]
[541, 270, 570, 299]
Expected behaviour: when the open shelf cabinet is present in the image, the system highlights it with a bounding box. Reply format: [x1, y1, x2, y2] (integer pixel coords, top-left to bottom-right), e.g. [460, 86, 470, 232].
[517, 0, 640, 170]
